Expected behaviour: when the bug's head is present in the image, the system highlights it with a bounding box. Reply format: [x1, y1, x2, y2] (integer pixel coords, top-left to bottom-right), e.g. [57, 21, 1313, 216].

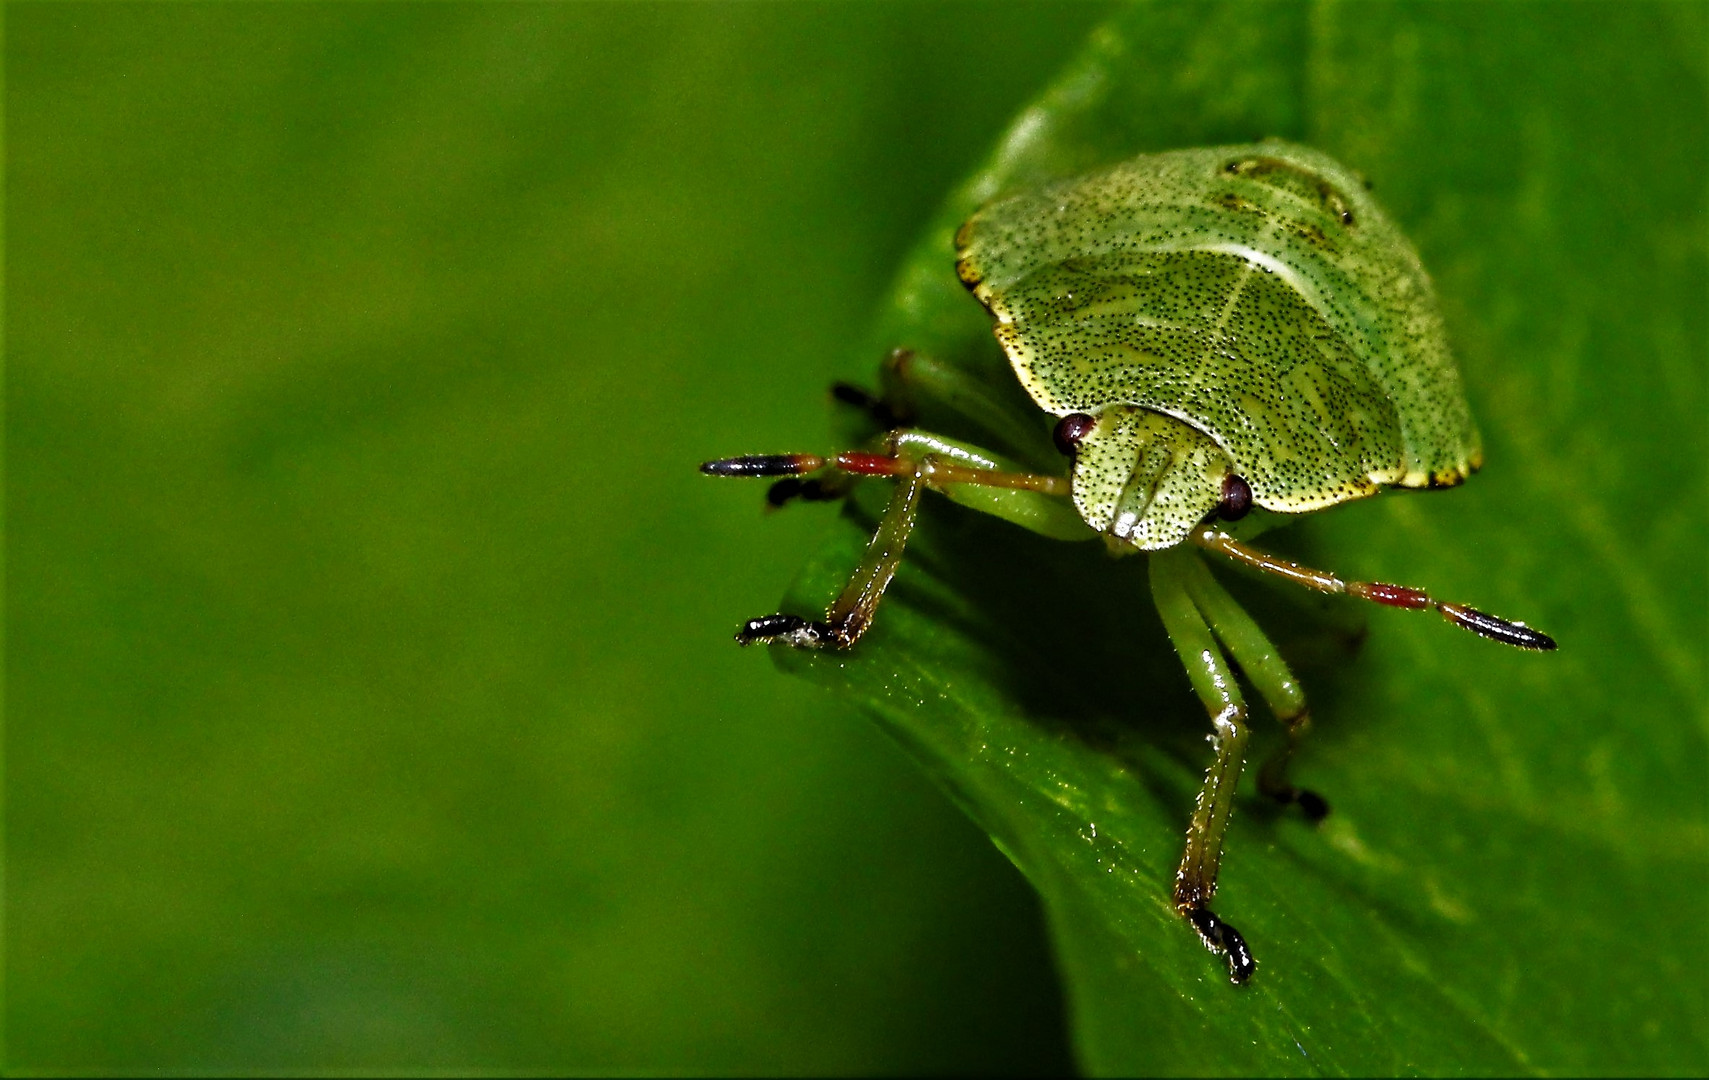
[1053, 406, 1240, 551]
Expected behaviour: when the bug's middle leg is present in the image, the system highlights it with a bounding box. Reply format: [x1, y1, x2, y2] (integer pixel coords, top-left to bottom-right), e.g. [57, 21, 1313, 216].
[1149, 547, 1257, 984]
[1175, 550, 1329, 821]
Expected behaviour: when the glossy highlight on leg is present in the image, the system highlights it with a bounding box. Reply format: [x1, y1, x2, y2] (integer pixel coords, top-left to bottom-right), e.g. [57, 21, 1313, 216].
[1150, 547, 1260, 984]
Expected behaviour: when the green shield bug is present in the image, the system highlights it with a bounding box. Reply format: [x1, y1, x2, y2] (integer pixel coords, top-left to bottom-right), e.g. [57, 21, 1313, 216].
[703, 141, 1555, 984]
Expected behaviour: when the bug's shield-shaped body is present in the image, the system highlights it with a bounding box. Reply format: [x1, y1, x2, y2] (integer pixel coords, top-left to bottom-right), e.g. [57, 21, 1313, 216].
[956, 141, 1482, 550]
[703, 139, 1554, 985]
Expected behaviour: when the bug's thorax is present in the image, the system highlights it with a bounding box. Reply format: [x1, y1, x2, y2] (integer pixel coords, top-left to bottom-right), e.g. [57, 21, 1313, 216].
[1065, 406, 1229, 552]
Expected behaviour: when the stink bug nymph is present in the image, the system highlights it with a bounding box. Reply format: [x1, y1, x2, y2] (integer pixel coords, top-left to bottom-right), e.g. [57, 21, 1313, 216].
[702, 142, 1555, 984]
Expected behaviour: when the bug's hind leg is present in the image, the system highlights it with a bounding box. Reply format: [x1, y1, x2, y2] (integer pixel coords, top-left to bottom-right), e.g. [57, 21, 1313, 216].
[838, 348, 1057, 467]
[830, 378, 908, 430]
[1176, 551, 1329, 821]
[1149, 547, 1258, 984]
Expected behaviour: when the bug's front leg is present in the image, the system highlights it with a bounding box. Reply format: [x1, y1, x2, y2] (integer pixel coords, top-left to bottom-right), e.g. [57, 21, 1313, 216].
[734, 461, 927, 650]
[702, 438, 1081, 650]
[1175, 550, 1329, 820]
[1149, 546, 1258, 984]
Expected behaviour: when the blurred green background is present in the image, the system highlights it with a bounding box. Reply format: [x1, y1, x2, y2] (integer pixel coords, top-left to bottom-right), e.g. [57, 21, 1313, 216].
[11, 3, 1709, 1075]
[6, 3, 1120, 1072]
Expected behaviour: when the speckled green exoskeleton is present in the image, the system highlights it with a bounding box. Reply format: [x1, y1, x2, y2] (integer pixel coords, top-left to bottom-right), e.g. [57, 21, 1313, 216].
[702, 142, 1555, 984]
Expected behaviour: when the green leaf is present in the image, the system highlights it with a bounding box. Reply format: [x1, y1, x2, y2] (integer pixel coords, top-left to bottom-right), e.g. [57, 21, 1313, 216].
[772, 3, 1707, 1074]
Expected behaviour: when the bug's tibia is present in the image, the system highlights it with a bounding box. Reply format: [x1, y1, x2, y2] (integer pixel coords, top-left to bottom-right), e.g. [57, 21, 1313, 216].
[1184, 906, 1257, 985]
[700, 453, 827, 478]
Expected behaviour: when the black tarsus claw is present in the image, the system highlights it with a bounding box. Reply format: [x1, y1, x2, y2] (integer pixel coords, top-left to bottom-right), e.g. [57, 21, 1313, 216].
[1268, 784, 1332, 823]
[1186, 906, 1257, 984]
[1221, 921, 1256, 984]
[1296, 789, 1331, 823]
[734, 614, 835, 648]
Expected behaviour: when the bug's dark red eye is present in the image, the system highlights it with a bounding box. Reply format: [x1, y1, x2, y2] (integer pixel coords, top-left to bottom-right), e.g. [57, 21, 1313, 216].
[1052, 413, 1097, 456]
[1218, 473, 1253, 521]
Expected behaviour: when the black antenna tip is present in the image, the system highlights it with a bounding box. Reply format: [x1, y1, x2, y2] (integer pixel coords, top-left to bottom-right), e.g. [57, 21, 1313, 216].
[1439, 603, 1557, 651]
[700, 453, 827, 478]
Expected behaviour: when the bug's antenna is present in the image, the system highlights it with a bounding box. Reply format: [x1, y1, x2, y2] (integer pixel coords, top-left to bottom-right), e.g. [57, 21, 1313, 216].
[1193, 526, 1557, 651]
